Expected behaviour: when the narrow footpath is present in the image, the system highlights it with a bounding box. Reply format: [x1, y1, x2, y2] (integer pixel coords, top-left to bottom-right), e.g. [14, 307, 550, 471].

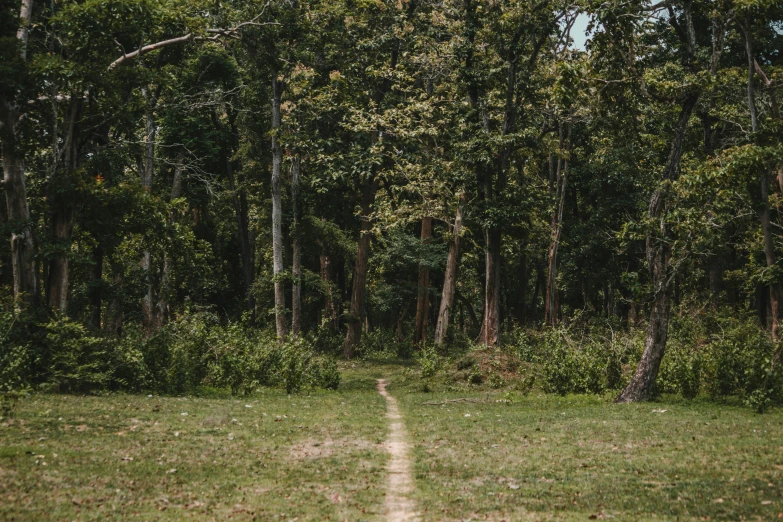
[376, 379, 420, 522]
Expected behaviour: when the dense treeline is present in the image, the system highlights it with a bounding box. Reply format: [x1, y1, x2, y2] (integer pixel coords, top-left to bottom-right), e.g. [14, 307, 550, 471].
[1, 0, 782, 404]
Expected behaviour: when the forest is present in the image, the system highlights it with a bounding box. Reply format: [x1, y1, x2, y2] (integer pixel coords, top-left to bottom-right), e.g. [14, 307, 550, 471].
[3, 0, 783, 405]
[3, 1, 783, 520]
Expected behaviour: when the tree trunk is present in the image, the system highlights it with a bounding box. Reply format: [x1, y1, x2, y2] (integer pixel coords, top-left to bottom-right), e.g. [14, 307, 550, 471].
[157, 153, 185, 323]
[319, 250, 337, 330]
[517, 238, 528, 325]
[344, 178, 378, 358]
[616, 92, 699, 403]
[291, 155, 302, 337]
[90, 246, 103, 329]
[140, 86, 158, 332]
[531, 263, 544, 324]
[397, 300, 412, 343]
[1, 137, 37, 305]
[478, 227, 501, 346]
[225, 131, 255, 322]
[743, 21, 780, 340]
[434, 203, 463, 345]
[0, 183, 11, 289]
[414, 216, 432, 345]
[46, 95, 83, 313]
[46, 204, 74, 311]
[105, 261, 123, 337]
[0, 0, 36, 305]
[271, 76, 287, 341]
[456, 289, 479, 332]
[545, 127, 570, 326]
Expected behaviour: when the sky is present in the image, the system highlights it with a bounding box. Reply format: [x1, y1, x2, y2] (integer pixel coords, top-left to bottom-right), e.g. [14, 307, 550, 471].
[570, 12, 591, 50]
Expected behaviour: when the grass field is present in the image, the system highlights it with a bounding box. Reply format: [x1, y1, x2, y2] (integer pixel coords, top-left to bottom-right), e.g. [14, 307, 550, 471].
[2, 361, 782, 521]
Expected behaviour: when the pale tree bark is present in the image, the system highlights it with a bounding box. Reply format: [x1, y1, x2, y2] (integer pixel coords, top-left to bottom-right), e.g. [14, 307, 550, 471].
[271, 76, 287, 341]
[319, 250, 337, 329]
[291, 155, 302, 337]
[0, 183, 10, 288]
[344, 178, 378, 358]
[46, 95, 82, 312]
[616, 92, 699, 403]
[140, 86, 159, 332]
[1, 0, 37, 305]
[17, 0, 33, 60]
[743, 20, 780, 340]
[157, 151, 185, 324]
[414, 216, 432, 345]
[434, 202, 463, 345]
[544, 125, 571, 326]
[1, 130, 37, 305]
[225, 118, 255, 322]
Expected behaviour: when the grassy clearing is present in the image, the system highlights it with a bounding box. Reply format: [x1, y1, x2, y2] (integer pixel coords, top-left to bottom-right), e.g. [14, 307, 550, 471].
[0, 368, 387, 521]
[3, 360, 783, 521]
[390, 376, 783, 521]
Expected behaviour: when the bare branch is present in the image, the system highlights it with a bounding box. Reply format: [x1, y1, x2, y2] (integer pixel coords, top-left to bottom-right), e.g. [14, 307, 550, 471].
[108, 34, 194, 70]
[108, 1, 278, 71]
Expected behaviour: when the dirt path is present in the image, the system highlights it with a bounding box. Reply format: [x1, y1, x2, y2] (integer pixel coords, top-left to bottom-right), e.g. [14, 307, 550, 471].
[377, 379, 419, 522]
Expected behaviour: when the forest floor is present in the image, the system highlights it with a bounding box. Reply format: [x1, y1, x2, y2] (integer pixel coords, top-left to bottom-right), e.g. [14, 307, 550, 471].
[1, 360, 782, 521]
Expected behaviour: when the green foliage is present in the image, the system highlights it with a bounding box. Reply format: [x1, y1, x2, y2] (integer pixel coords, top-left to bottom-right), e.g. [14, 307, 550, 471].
[417, 344, 441, 392]
[540, 327, 624, 396]
[357, 329, 411, 360]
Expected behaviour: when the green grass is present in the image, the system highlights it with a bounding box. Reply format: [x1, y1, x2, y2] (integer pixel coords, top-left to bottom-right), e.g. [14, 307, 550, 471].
[0, 368, 387, 521]
[391, 380, 783, 521]
[2, 361, 782, 521]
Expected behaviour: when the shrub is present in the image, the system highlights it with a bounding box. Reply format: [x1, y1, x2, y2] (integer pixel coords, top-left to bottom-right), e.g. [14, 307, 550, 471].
[307, 355, 341, 390]
[701, 314, 780, 407]
[541, 328, 608, 395]
[44, 315, 114, 392]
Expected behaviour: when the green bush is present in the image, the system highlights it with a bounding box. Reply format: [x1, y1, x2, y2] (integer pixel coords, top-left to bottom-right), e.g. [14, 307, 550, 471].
[44, 315, 114, 392]
[701, 314, 780, 408]
[307, 354, 341, 390]
[541, 328, 609, 395]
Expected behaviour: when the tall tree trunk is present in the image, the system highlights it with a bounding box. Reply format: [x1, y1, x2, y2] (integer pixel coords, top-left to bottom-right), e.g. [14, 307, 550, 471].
[140, 86, 158, 332]
[531, 262, 544, 324]
[478, 227, 501, 346]
[46, 205, 74, 311]
[291, 155, 302, 337]
[1, 2, 37, 305]
[105, 260, 124, 337]
[1, 138, 37, 305]
[0, 183, 11, 289]
[414, 216, 432, 345]
[517, 236, 528, 325]
[16, 0, 33, 60]
[545, 130, 570, 326]
[743, 20, 780, 340]
[434, 203, 463, 345]
[271, 76, 287, 341]
[46, 95, 82, 312]
[225, 129, 255, 322]
[319, 249, 337, 330]
[157, 152, 185, 324]
[344, 178, 378, 358]
[616, 92, 699, 403]
[90, 246, 103, 329]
